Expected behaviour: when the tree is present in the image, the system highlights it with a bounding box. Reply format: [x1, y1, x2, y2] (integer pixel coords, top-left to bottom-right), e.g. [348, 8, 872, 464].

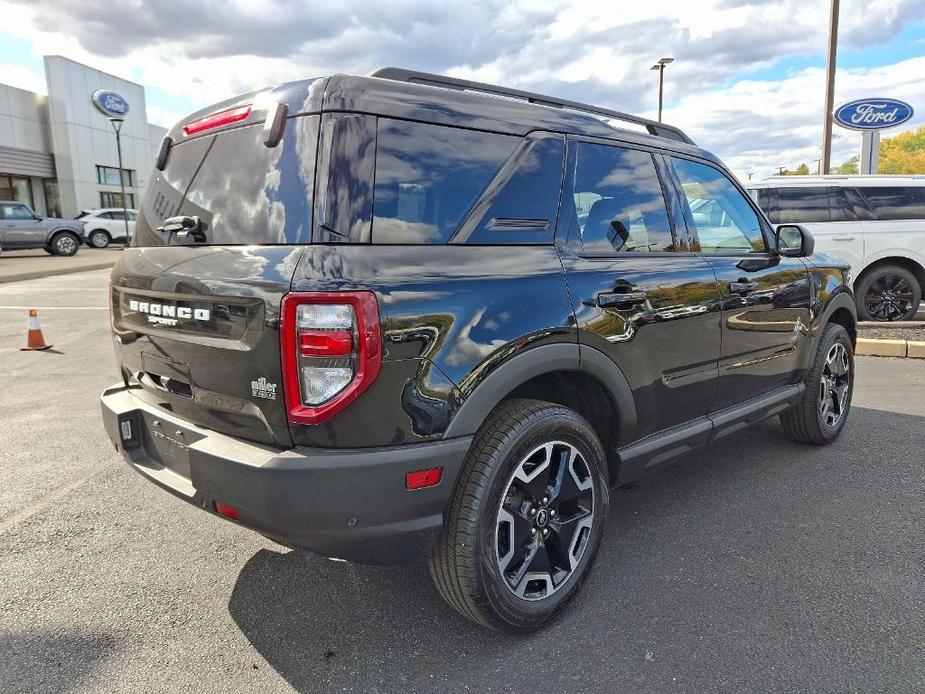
[878, 126, 925, 174]
[779, 163, 811, 176]
[833, 156, 859, 174]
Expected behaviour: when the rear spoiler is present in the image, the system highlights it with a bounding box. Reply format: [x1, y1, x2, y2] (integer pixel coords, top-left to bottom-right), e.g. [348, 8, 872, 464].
[156, 98, 289, 171]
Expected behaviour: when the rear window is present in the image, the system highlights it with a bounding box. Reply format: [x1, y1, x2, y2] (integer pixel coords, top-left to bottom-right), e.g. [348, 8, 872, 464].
[133, 117, 319, 246]
[859, 186, 925, 221]
[372, 120, 519, 244]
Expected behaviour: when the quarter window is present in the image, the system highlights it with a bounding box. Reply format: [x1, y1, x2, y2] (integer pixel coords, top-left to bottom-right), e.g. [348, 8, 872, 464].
[859, 187, 925, 221]
[671, 158, 765, 253]
[372, 120, 519, 244]
[568, 142, 674, 253]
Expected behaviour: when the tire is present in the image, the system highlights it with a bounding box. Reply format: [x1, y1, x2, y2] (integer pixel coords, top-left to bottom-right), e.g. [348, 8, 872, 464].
[856, 264, 921, 321]
[50, 232, 79, 256]
[88, 229, 111, 248]
[780, 323, 854, 445]
[429, 398, 610, 632]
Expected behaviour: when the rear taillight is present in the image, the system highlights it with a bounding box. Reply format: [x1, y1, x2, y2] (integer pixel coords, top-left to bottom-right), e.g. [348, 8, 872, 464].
[280, 292, 381, 424]
[182, 105, 252, 136]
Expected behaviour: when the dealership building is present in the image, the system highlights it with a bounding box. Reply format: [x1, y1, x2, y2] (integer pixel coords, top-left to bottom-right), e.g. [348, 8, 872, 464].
[0, 55, 167, 218]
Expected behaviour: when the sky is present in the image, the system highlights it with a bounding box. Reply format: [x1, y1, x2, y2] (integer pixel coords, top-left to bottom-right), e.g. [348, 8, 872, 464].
[0, 0, 923, 180]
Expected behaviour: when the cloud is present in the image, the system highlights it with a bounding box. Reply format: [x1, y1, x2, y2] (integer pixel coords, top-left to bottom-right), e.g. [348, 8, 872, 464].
[664, 55, 925, 179]
[0, 63, 45, 94]
[2, 0, 923, 180]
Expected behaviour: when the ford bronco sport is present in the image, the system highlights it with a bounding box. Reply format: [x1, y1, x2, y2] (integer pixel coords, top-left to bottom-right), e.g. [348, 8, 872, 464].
[100, 68, 857, 632]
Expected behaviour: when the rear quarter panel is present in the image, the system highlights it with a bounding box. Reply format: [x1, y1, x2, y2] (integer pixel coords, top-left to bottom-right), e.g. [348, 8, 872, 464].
[289, 244, 575, 447]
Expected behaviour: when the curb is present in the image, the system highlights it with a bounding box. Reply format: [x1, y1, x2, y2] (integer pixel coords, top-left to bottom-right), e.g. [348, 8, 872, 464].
[857, 321, 925, 328]
[856, 338, 925, 359]
[0, 262, 116, 285]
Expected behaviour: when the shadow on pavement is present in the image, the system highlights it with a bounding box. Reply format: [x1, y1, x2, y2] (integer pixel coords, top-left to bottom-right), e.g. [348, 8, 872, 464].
[228, 406, 924, 693]
[0, 631, 116, 694]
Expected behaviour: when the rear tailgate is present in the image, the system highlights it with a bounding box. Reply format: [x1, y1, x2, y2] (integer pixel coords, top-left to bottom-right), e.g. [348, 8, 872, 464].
[113, 106, 321, 447]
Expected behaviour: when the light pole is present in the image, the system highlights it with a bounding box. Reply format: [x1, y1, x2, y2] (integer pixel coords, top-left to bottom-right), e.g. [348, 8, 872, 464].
[108, 117, 131, 243]
[821, 0, 840, 174]
[650, 57, 674, 122]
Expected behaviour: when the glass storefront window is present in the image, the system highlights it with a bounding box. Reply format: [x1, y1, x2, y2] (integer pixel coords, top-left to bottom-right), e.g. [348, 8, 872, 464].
[96, 165, 134, 187]
[0, 174, 34, 207]
[100, 191, 135, 209]
[44, 180, 62, 218]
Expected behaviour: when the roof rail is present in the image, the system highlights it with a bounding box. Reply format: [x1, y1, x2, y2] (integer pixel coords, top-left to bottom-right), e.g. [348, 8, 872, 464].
[370, 67, 695, 145]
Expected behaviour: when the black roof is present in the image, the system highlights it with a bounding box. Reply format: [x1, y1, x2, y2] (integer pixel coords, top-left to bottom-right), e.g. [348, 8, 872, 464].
[169, 68, 717, 163]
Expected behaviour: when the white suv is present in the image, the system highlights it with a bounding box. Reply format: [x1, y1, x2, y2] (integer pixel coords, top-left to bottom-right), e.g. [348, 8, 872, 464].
[747, 176, 925, 321]
[76, 208, 138, 248]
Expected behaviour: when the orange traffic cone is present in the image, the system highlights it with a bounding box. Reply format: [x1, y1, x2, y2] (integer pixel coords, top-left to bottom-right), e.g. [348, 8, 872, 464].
[21, 309, 53, 351]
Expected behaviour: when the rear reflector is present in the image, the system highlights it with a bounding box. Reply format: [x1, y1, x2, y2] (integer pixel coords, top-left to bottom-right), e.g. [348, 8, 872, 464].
[213, 501, 239, 521]
[406, 467, 443, 490]
[299, 329, 353, 357]
[183, 105, 252, 136]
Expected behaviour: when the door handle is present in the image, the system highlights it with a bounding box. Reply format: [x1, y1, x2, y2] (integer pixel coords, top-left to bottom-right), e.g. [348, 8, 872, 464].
[728, 280, 759, 294]
[597, 291, 647, 308]
[832, 234, 855, 241]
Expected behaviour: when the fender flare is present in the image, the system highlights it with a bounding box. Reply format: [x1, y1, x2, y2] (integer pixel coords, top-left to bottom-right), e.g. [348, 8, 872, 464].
[46, 227, 81, 242]
[443, 342, 636, 440]
[813, 289, 857, 347]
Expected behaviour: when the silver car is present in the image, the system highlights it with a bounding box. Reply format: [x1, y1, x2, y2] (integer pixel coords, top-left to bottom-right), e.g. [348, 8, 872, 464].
[0, 201, 85, 256]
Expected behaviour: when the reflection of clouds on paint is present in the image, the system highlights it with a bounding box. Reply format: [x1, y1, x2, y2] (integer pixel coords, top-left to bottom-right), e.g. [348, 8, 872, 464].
[484, 311, 511, 331]
[445, 308, 507, 367]
[379, 290, 451, 306]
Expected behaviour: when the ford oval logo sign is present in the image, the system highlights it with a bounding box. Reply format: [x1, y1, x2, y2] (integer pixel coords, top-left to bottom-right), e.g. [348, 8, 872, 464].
[833, 98, 913, 131]
[91, 89, 130, 118]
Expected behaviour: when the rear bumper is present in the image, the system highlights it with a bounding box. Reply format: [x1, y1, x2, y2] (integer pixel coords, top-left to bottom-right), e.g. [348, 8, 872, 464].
[100, 384, 472, 564]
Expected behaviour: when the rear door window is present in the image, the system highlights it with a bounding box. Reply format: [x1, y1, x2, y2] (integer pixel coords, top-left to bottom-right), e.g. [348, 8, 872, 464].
[567, 142, 674, 253]
[372, 120, 519, 244]
[773, 187, 832, 223]
[859, 187, 925, 220]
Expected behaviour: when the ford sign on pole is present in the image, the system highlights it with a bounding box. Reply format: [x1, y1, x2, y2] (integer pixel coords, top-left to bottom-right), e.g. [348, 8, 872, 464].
[833, 98, 915, 174]
[833, 98, 914, 131]
[91, 89, 130, 118]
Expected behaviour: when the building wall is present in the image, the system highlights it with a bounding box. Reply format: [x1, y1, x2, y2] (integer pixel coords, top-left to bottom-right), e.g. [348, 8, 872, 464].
[0, 83, 50, 153]
[44, 55, 156, 217]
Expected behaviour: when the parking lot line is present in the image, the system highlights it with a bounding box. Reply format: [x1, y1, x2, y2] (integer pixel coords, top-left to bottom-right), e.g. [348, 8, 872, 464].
[0, 305, 108, 310]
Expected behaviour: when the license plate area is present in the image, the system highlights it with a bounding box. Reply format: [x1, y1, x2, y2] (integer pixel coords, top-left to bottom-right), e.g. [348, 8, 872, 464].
[137, 412, 202, 479]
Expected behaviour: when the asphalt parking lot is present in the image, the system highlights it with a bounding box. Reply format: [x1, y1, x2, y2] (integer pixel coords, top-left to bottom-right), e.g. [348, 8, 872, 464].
[1, 269, 923, 694]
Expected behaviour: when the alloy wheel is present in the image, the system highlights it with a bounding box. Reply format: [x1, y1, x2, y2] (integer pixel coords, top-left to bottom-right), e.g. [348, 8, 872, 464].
[495, 441, 594, 601]
[818, 342, 850, 428]
[55, 235, 77, 255]
[864, 273, 915, 321]
[90, 231, 109, 248]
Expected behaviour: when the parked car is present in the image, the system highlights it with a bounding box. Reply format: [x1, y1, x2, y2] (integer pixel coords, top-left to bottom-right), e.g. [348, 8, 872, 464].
[0, 201, 85, 255]
[100, 68, 857, 632]
[76, 208, 138, 248]
[747, 176, 925, 321]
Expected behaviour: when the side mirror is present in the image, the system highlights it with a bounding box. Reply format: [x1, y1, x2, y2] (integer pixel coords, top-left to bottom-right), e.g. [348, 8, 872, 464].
[33, 214, 42, 221]
[775, 224, 814, 258]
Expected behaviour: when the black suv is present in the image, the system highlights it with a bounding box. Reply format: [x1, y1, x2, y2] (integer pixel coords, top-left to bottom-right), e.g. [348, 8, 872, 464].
[100, 68, 857, 632]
